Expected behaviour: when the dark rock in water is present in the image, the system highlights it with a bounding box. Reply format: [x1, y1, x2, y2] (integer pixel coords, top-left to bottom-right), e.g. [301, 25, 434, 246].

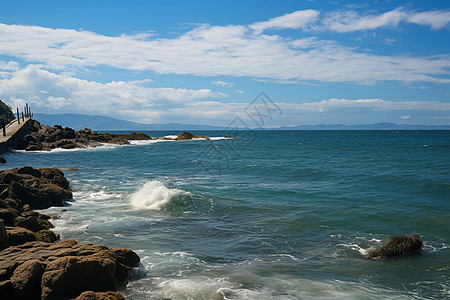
[175, 131, 211, 141]
[368, 234, 423, 258]
[0, 240, 140, 300]
[74, 290, 126, 300]
[0, 156, 6, 164]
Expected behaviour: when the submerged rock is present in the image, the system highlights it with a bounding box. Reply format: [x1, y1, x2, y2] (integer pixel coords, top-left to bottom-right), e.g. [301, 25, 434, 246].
[0, 240, 140, 300]
[368, 234, 423, 258]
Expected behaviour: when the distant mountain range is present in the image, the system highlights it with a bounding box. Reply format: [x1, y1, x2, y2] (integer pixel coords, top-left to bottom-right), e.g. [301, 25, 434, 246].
[34, 113, 450, 131]
[34, 113, 224, 130]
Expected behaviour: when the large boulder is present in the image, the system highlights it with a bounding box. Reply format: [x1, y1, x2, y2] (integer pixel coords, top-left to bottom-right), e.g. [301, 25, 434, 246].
[6, 227, 37, 246]
[0, 240, 141, 300]
[368, 234, 423, 258]
[0, 167, 72, 209]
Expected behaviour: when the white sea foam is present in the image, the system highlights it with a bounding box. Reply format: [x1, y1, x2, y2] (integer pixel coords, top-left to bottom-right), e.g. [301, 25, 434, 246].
[11, 143, 118, 153]
[338, 243, 370, 256]
[130, 180, 192, 210]
[128, 139, 175, 145]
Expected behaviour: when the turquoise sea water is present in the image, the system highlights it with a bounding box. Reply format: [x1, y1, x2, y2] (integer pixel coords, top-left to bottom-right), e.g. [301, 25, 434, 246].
[2, 130, 449, 299]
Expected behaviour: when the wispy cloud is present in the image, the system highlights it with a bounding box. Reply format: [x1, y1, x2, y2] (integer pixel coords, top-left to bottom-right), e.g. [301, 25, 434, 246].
[250, 10, 320, 33]
[322, 8, 406, 32]
[321, 7, 450, 32]
[211, 80, 234, 87]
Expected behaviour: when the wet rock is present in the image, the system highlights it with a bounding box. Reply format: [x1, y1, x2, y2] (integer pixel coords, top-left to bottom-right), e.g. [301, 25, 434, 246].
[368, 234, 423, 258]
[0, 156, 6, 164]
[175, 131, 211, 141]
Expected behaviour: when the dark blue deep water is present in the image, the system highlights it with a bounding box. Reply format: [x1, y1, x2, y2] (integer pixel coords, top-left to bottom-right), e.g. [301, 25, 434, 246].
[2, 130, 449, 299]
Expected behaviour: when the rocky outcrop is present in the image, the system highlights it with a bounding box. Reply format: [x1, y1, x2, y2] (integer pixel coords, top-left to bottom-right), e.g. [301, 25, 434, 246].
[0, 166, 142, 299]
[173, 131, 211, 141]
[0, 240, 140, 300]
[14, 119, 216, 151]
[368, 234, 423, 258]
[16, 120, 152, 151]
[0, 166, 72, 210]
[0, 166, 69, 248]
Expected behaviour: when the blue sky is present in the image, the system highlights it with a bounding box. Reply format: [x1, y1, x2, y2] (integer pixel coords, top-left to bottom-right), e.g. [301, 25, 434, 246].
[0, 0, 449, 126]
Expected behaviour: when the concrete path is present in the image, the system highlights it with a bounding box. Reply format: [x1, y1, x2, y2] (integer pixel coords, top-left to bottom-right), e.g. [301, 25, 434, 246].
[0, 117, 31, 144]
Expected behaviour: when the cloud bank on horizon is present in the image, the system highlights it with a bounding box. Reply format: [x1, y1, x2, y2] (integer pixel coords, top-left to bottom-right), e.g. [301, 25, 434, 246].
[0, 2, 449, 126]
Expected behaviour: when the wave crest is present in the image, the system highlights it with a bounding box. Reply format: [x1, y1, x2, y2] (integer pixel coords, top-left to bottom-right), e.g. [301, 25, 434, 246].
[131, 180, 192, 210]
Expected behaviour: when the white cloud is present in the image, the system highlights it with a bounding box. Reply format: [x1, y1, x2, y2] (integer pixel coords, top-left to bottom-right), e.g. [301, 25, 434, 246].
[0, 60, 20, 71]
[322, 7, 450, 32]
[322, 8, 406, 32]
[250, 10, 319, 33]
[407, 10, 450, 29]
[0, 66, 226, 120]
[211, 80, 234, 87]
[0, 21, 449, 85]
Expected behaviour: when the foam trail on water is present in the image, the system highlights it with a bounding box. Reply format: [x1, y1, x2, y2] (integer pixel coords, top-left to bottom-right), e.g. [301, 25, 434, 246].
[131, 180, 192, 210]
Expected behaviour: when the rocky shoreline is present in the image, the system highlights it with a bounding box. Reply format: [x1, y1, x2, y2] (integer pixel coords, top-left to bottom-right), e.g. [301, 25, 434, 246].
[15, 119, 213, 152]
[0, 166, 140, 300]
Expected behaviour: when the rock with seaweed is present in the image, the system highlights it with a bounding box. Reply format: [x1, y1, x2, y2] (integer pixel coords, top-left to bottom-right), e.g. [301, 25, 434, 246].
[368, 234, 423, 258]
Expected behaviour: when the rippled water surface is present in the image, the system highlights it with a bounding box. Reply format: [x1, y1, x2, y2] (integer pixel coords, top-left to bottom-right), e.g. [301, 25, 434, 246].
[2, 130, 449, 299]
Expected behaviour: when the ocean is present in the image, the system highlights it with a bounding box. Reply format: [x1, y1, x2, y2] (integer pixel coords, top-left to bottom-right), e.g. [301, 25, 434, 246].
[2, 130, 449, 299]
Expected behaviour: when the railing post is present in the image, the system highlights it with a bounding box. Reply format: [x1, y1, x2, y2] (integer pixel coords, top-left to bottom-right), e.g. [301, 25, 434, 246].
[17, 108, 20, 124]
[26, 103, 29, 117]
[1, 118, 5, 137]
[22, 112, 24, 122]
